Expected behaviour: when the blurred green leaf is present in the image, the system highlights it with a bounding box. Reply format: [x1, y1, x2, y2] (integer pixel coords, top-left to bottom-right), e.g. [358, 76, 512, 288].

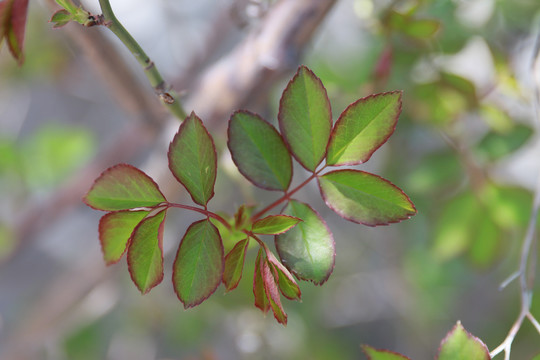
[0, 0, 29, 64]
[168, 112, 217, 206]
[0, 224, 15, 262]
[228, 110, 292, 191]
[407, 151, 462, 193]
[21, 125, 94, 188]
[278, 65, 332, 171]
[474, 124, 533, 161]
[437, 322, 491, 360]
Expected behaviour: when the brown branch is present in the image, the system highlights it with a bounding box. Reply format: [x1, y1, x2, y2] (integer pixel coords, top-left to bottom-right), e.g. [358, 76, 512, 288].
[186, 0, 337, 130]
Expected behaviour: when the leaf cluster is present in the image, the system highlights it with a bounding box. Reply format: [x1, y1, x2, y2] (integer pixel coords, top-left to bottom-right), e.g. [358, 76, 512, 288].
[84, 66, 416, 324]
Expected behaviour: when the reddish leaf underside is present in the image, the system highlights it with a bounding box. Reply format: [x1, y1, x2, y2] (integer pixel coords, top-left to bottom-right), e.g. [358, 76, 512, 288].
[0, 0, 28, 64]
[84, 164, 166, 211]
[173, 219, 224, 308]
[437, 321, 491, 360]
[99, 210, 149, 265]
[318, 169, 416, 226]
[278, 65, 332, 171]
[223, 238, 249, 291]
[265, 251, 301, 300]
[168, 112, 217, 206]
[261, 257, 287, 325]
[253, 249, 270, 313]
[127, 210, 166, 294]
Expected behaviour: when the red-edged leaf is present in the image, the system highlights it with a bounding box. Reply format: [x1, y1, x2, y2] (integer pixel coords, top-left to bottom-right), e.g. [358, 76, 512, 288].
[276, 200, 335, 285]
[362, 345, 412, 360]
[168, 112, 217, 206]
[253, 249, 270, 313]
[261, 257, 287, 325]
[127, 210, 166, 294]
[223, 238, 249, 291]
[0, 0, 28, 64]
[278, 65, 332, 171]
[84, 164, 166, 211]
[50, 9, 72, 28]
[437, 321, 491, 360]
[252, 215, 301, 235]
[228, 110, 292, 191]
[99, 210, 149, 265]
[318, 169, 416, 226]
[173, 219, 224, 308]
[326, 91, 402, 166]
[266, 251, 301, 300]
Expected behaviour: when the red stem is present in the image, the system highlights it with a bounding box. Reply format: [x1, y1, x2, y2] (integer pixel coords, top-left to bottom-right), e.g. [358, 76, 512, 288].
[165, 202, 231, 230]
[251, 167, 325, 220]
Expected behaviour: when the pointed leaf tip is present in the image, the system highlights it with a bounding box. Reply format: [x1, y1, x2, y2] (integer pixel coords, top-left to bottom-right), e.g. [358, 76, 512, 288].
[223, 238, 249, 291]
[84, 164, 166, 211]
[327, 91, 402, 166]
[0, 0, 29, 64]
[278, 65, 332, 171]
[168, 112, 217, 206]
[318, 169, 416, 226]
[228, 110, 292, 191]
[437, 321, 491, 360]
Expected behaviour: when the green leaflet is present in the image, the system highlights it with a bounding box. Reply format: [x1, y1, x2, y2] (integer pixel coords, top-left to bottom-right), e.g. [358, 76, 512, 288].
[99, 210, 149, 265]
[326, 91, 401, 166]
[362, 345, 411, 360]
[127, 210, 166, 294]
[223, 238, 249, 291]
[437, 322, 491, 360]
[275, 200, 335, 285]
[84, 164, 166, 211]
[228, 110, 292, 191]
[252, 215, 301, 235]
[173, 219, 224, 308]
[318, 169, 416, 226]
[278, 65, 332, 171]
[168, 112, 217, 206]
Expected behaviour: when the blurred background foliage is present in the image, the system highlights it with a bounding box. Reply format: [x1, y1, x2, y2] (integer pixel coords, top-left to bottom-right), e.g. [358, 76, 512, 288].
[1, 0, 540, 359]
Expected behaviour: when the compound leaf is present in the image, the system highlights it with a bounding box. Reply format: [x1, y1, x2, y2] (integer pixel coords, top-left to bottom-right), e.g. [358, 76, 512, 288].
[252, 215, 301, 235]
[84, 164, 166, 211]
[278, 65, 332, 171]
[223, 238, 249, 291]
[173, 219, 224, 308]
[437, 322, 491, 360]
[127, 210, 166, 294]
[275, 200, 335, 285]
[99, 210, 149, 265]
[318, 169, 416, 226]
[326, 91, 402, 166]
[168, 112, 217, 206]
[228, 110, 292, 191]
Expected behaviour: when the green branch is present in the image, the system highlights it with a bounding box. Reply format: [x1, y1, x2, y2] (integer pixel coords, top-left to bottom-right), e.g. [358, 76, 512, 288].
[97, 0, 186, 120]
